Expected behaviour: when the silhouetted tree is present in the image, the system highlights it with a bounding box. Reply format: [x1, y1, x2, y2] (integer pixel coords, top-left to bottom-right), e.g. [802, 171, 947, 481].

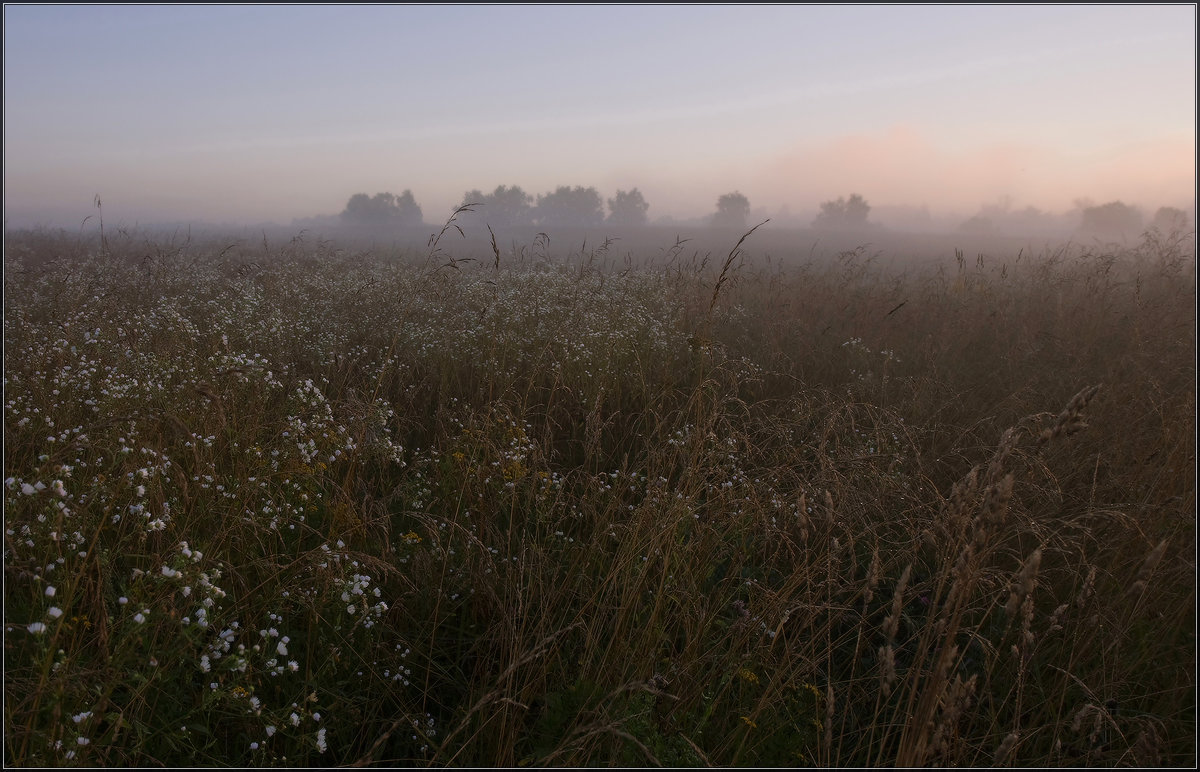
[461, 185, 534, 227]
[814, 193, 870, 229]
[341, 190, 424, 227]
[607, 188, 650, 227]
[712, 191, 750, 229]
[1080, 201, 1142, 236]
[534, 186, 605, 227]
[1152, 206, 1191, 233]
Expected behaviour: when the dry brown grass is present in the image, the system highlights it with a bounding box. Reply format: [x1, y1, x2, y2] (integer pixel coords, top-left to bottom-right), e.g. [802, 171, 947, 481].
[3, 224, 1193, 766]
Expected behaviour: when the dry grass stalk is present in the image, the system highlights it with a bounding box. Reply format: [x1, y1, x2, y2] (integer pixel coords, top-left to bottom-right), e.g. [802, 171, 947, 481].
[1129, 538, 1168, 596]
[973, 473, 1015, 547]
[1071, 703, 1105, 745]
[1075, 565, 1097, 609]
[941, 466, 980, 545]
[1005, 548, 1042, 618]
[945, 544, 974, 609]
[1045, 602, 1069, 636]
[985, 427, 1020, 485]
[929, 673, 978, 761]
[707, 220, 768, 314]
[897, 643, 961, 766]
[863, 543, 880, 607]
[883, 564, 912, 641]
[1131, 724, 1163, 766]
[1037, 384, 1103, 448]
[1019, 593, 1036, 649]
[823, 683, 835, 760]
[994, 731, 1020, 766]
[879, 644, 898, 697]
[431, 621, 583, 765]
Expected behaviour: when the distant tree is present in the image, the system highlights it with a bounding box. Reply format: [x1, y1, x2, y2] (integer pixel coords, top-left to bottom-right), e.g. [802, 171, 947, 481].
[712, 191, 750, 229]
[1152, 206, 1191, 233]
[461, 185, 534, 227]
[1080, 201, 1142, 236]
[533, 186, 605, 228]
[813, 193, 870, 229]
[607, 188, 650, 227]
[341, 190, 423, 227]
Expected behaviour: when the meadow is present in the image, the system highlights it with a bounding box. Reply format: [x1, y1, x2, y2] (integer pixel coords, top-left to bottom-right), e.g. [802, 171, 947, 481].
[3, 218, 1195, 766]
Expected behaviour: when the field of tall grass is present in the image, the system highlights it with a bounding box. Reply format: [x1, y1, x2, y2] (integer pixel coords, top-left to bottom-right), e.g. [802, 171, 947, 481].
[3, 220, 1194, 766]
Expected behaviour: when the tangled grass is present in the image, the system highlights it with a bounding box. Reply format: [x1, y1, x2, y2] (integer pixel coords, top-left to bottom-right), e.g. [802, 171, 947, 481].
[3, 223, 1194, 766]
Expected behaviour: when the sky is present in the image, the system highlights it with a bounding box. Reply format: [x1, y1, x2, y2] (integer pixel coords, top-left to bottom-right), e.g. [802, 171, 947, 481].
[3, 4, 1196, 230]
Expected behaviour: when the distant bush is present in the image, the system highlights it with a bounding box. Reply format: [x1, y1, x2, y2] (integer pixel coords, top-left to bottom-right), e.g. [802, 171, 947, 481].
[1079, 200, 1142, 237]
[814, 193, 870, 229]
[461, 185, 535, 227]
[341, 190, 424, 228]
[1152, 206, 1191, 233]
[712, 191, 750, 229]
[607, 188, 650, 227]
[534, 186, 605, 228]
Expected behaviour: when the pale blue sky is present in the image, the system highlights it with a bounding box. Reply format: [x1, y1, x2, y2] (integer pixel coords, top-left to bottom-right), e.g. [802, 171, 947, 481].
[4, 4, 1195, 228]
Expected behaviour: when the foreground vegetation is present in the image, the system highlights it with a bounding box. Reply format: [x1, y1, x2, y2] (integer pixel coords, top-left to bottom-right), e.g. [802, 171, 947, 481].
[3, 222, 1194, 766]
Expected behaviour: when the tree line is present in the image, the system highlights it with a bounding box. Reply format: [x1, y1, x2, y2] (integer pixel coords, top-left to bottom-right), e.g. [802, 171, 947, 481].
[339, 186, 650, 229]
[959, 199, 1191, 238]
[453, 185, 650, 228]
[338, 186, 873, 230]
[338, 187, 1190, 236]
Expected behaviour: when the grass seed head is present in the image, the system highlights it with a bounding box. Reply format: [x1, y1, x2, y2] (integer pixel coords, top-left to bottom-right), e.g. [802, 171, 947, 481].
[1129, 538, 1168, 596]
[1005, 547, 1042, 618]
[1038, 384, 1102, 448]
[883, 564, 912, 641]
[994, 731, 1020, 766]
